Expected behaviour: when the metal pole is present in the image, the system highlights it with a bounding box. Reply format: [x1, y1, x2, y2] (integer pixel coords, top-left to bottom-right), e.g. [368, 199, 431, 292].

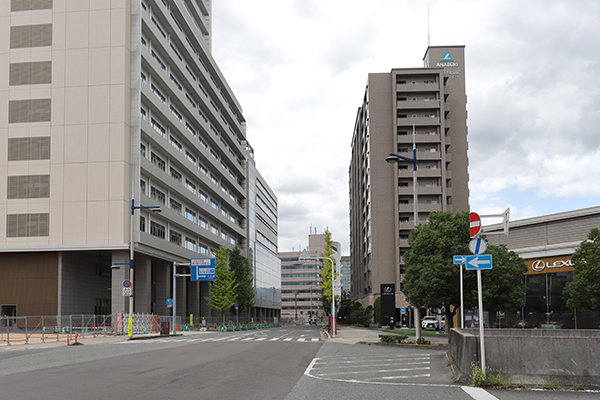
[477, 269, 486, 376]
[172, 262, 177, 335]
[330, 256, 335, 337]
[129, 199, 135, 316]
[460, 264, 464, 329]
[412, 125, 421, 341]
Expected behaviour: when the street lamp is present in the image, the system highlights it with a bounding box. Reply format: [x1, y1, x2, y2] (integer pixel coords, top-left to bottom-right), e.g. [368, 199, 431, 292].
[385, 125, 422, 340]
[299, 250, 339, 337]
[129, 199, 161, 316]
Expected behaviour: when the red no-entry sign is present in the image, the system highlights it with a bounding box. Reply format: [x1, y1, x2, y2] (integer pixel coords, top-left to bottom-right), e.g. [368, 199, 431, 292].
[470, 212, 481, 238]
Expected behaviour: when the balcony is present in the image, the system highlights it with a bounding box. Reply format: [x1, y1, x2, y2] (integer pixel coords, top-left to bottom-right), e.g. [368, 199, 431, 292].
[396, 100, 440, 109]
[396, 82, 439, 92]
[417, 151, 440, 160]
[397, 133, 440, 144]
[397, 116, 440, 126]
[397, 168, 442, 178]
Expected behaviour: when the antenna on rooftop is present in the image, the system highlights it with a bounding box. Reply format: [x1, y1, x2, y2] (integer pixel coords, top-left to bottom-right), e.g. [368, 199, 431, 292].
[427, 10, 431, 47]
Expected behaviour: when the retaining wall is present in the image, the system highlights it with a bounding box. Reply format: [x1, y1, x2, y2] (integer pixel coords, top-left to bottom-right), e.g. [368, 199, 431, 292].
[449, 328, 600, 388]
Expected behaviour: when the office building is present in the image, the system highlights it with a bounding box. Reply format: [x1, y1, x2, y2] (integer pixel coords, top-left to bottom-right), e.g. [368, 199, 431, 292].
[0, 0, 278, 321]
[349, 46, 469, 309]
[339, 255, 351, 298]
[245, 143, 281, 322]
[279, 233, 341, 322]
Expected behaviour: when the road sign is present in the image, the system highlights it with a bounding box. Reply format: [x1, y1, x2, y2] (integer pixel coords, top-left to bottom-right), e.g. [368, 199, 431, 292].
[470, 212, 481, 237]
[123, 287, 132, 296]
[123, 280, 131, 288]
[190, 258, 216, 281]
[400, 307, 406, 313]
[454, 255, 467, 264]
[465, 254, 493, 270]
[166, 298, 173, 307]
[469, 238, 488, 255]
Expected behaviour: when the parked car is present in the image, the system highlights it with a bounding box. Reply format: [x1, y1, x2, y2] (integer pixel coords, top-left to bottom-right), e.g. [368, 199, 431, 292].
[421, 316, 443, 330]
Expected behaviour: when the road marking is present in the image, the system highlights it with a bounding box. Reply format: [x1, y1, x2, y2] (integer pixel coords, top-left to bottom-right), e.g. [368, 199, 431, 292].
[461, 386, 499, 400]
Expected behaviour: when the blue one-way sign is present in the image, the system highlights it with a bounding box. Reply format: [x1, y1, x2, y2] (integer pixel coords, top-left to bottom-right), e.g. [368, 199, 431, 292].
[453, 255, 467, 264]
[465, 255, 493, 270]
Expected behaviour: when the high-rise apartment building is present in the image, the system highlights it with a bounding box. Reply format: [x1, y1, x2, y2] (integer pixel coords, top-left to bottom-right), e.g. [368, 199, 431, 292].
[349, 46, 469, 310]
[0, 1, 279, 320]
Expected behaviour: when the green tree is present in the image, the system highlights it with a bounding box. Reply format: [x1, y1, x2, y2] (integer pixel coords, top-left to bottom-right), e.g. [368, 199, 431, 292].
[205, 246, 238, 323]
[320, 229, 337, 315]
[229, 246, 255, 313]
[564, 228, 600, 311]
[403, 211, 527, 328]
[373, 297, 381, 325]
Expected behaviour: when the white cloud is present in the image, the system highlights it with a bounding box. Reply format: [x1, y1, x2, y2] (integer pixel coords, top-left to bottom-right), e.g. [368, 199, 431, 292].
[212, 0, 600, 254]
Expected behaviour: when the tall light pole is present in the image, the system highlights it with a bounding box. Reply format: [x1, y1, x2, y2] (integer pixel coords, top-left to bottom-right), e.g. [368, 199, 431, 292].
[129, 199, 161, 316]
[385, 125, 422, 340]
[299, 250, 339, 337]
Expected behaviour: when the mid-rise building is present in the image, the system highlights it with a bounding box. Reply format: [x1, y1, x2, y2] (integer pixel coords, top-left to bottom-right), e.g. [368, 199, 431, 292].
[279, 233, 341, 322]
[339, 255, 351, 298]
[0, 0, 278, 321]
[349, 46, 469, 310]
[245, 143, 281, 322]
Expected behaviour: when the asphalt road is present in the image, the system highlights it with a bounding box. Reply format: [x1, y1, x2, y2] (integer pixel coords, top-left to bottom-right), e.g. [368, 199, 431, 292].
[1, 325, 598, 400]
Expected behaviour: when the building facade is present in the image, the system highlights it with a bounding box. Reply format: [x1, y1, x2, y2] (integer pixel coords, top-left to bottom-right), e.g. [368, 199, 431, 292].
[245, 143, 281, 322]
[278, 233, 341, 322]
[482, 207, 600, 329]
[349, 46, 469, 309]
[0, 0, 277, 320]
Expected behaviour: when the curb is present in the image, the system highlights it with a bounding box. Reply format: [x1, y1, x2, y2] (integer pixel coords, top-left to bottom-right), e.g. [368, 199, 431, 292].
[358, 340, 449, 350]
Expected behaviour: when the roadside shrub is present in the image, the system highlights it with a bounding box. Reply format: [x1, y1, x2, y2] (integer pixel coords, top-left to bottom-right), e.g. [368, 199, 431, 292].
[379, 334, 408, 343]
[416, 337, 431, 345]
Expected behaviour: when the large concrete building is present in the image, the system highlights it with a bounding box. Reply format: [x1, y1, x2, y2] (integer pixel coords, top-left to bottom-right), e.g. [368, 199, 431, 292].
[279, 233, 341, 322]
[0, 0, 279, 321]
[349, 46, 469, 310]
[482, 206, 600, 329]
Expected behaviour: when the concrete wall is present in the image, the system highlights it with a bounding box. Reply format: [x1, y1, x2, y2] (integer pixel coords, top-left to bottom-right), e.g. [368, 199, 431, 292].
[449, 328, 600, 388]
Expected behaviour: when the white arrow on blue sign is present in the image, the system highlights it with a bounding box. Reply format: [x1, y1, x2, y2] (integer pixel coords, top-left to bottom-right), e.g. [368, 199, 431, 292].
[453, 255, 467, 264]
[465, 254, 493, 270]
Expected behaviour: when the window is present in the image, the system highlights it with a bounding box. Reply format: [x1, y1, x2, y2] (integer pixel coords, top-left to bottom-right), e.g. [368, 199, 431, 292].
[10, 24, 52, 48]
[170, 167, 182, 182]
[7, 175, 50, 199]
[6, 213, 49, 237]
[185, 150, 196, 166]
[150, 187, 165, 204]
[199, 217, 207, 229]
[150, 117, 166, 137]
[170, 198, 182, 213]
[150, 84, 166, 104]
[150, 152, 166, 171]
[170, 104, 182, 121]
[170, 230, 182, 245]
[185, 208, 196, 223]
[8, 137, 50, 161]
[199, 244, 209, 255]
[170, 136, 182, 152]
[210, 224, 218, 235]
[210, 199, 218, 210]
[9, 99, 51, 123]
[140, 180, 146, 195]
[10, 61, 51, 85]
[185, 237, 197, 252]
[140, 216, 146, 232]
[141, 107, 147, 120]
[150, 221, 165, 239]
[185, 179, 196, 194]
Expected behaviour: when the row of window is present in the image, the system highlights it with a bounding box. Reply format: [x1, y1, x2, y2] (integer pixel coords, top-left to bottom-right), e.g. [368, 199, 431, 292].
[140, 179, 238, 247]
[282, 273, 320, 278]
[141, 215, 221, 255]
[140, 4, 245, 166]
[141, 146, 239, 227]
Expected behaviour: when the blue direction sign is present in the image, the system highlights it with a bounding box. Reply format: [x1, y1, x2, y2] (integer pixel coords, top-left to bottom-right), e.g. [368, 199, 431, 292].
[191, 258, 216, 281]
[465, 254, 493, 271]
[469, 238, 488, 255]
[453, 255, 467, 264]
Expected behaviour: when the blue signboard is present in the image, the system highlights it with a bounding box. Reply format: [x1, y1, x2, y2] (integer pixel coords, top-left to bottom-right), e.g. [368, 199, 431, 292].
[191, 258, 216, 281]
[464, 255, 493, 271]
[453, 255, 467, 264]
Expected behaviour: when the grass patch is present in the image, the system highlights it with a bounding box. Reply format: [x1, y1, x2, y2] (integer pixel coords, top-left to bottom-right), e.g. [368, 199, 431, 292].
[378, 334, 409, 344]
[388, 328, 448, 338]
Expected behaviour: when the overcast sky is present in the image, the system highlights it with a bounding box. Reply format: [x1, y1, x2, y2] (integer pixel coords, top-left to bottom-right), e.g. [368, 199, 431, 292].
[211, 0, 600, 255]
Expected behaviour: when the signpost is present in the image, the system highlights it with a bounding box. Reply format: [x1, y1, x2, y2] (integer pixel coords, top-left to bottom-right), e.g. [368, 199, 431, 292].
[465, 254, 492, 271]
[469, 238, 487, 255]
[123, 280, 132, 297]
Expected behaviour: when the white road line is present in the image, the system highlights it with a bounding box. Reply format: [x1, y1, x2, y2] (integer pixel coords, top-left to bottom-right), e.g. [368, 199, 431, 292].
[461, 386, 499, 400]
[317, 366, 430, 377]
[283, 338, 293, 341]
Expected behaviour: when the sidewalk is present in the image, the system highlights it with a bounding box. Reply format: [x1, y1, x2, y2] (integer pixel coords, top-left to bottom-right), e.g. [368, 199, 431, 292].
[327, 325, 449, 348]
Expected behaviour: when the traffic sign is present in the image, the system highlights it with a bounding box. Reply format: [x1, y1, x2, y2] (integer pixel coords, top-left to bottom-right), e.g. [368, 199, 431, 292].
[470, 212, 481, 237]
[190, 258, 216, 281]
[123, 287, 132, 296]
[465, 255, 493, 270]
[469, 238, 487, 255]
[453, 255, 467, 264]
[166, 298, 173, 307]
[123, 280, 131, 288]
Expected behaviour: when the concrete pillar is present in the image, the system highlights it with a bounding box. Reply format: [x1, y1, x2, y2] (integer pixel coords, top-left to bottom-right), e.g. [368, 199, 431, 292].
[134, 256, 152, 313]
[187, 280, 201, 318]
[154, 262, 170, 316]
